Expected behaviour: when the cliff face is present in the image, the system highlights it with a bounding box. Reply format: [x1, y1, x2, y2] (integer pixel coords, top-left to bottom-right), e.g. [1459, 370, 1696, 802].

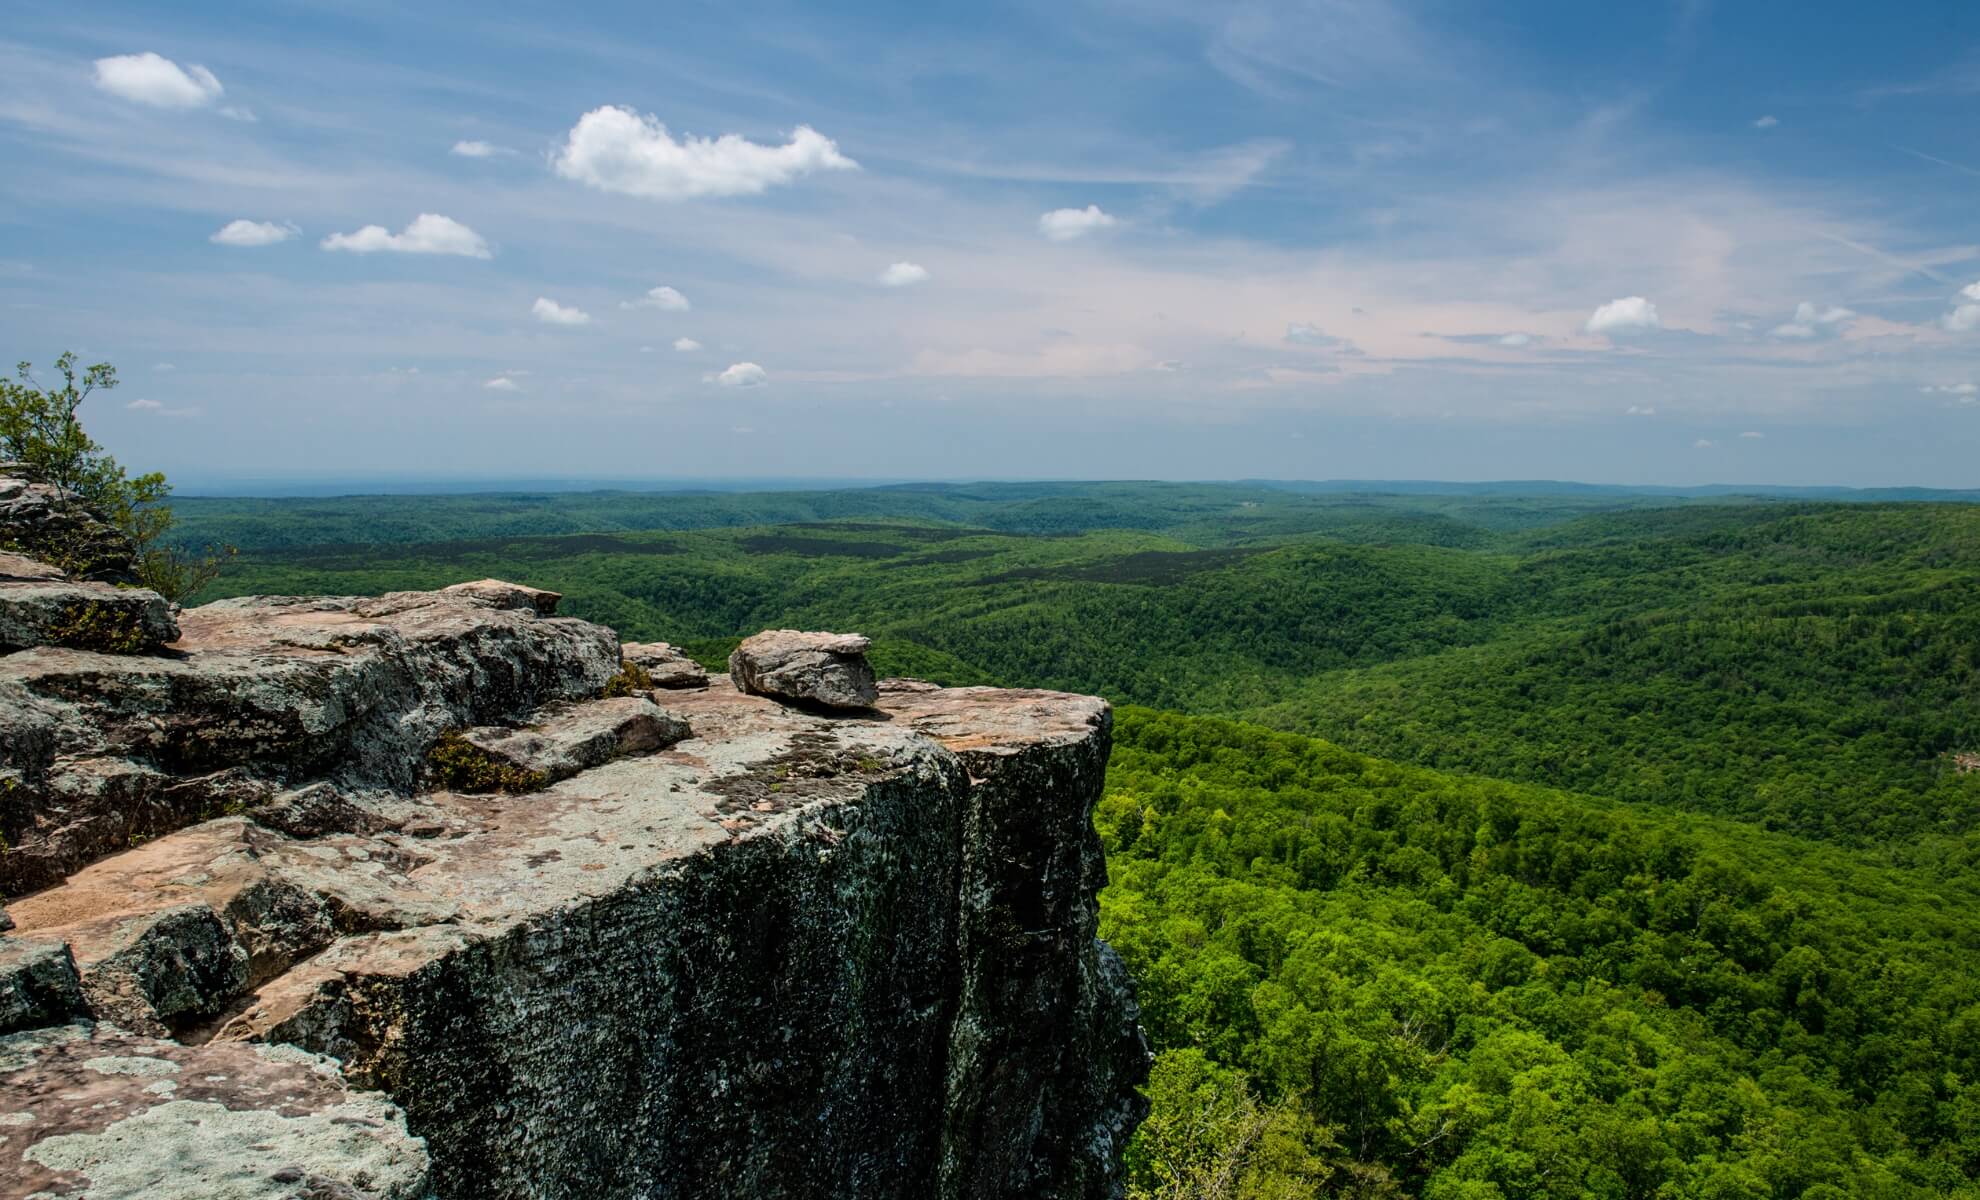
[0, 469, 1147, 1200]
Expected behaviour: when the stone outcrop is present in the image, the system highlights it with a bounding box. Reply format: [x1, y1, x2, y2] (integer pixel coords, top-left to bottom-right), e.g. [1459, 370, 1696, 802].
[0, 545, 1147, 1193]
[0, 464, 139, 583]
[0, 589, 619, 895]
[441, 577, 562, 616]
[620, 640, 709, 689]
[730, 629, 879, 710]
[0, 567, 179, 655]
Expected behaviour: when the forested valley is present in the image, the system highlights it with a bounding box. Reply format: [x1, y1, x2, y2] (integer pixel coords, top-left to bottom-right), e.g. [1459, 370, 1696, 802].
[175, 480, 1980, 1197]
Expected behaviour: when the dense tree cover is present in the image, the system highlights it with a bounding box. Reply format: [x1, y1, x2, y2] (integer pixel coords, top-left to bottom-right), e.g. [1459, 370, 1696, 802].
[198, 499, 1980, 849]
[1102, 709, 1980, 1198]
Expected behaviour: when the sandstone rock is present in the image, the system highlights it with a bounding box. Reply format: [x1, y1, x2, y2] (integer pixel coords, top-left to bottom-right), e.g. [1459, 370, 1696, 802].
[0, 463, 138, 583]
[0, 1023, 429, 1199]
[451, 696, 691, 787]
[729, 629, 879, 710]
[0, 938, 83, 1034]
[0, 575, 179, 654]
[441, 577, 562, 616]
[0, 551, 64, 582]
[69, 902, 251, 1035]
[7, 676, 1145, 1198]
[621, 640, 709, 689]
[0, 587, 618, 895]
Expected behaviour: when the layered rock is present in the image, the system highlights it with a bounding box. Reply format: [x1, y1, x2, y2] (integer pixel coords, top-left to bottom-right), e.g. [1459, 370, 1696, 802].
[730, 629, 879, 710]
[0, 577, 1147, 1197]
[0, 560, 178, 654]
[0, 588, 619, 895]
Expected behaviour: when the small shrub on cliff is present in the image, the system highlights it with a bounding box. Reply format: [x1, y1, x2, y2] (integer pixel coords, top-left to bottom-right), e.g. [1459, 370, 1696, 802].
[1, 353, 234, 601]
[48, 600, 151, 654]
[425, 731, 547, 794]
[601, 660, 654, 698]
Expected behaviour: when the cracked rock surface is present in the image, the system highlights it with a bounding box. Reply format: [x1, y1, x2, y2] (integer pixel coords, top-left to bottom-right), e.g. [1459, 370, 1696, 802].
[0, 567, 1147, 1197]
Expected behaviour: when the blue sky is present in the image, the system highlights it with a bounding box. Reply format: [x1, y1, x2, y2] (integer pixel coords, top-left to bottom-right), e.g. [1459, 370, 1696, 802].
[3, 1, 1977, 488]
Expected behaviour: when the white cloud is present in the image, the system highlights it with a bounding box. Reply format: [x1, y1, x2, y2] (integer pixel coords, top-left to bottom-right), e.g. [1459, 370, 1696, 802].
[531, 297, 591, 326]
[713, 362, 767, 388]
[1285, 322, 1345, 346]
[673, 337, 702, 352]
[1922, 382, 1979, 401]
[483, 377, 521, 391]
[1153, 360, 1184, 372]
[1739, 431, 1765, 438]
[322, 214, 491, 259]
[126, 397, 199, 418]
[1626, 405, 1656, 416]
[1498, 332, 1532, 347]
[1586, 296, 1661, 335]
[552, 106, 857, 200]
[879, 261, 929, 287]
[1753, 115, 1779, 129]
[92, 52, 223, 109]
[623, 285, 690, 311]
[1038, 205, 1118, 241]
[1943, 281, 1980, 331]
[1695, 438, 1716, 448]
[209, 219, 295, 247]
[1772, 301, 1854, 338]
[451, 140, 513, 158]
[152, 363, 175, 372]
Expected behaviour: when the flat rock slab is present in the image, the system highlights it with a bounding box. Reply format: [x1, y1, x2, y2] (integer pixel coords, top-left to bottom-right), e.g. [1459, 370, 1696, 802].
[0, 578, 178, 654]
[440, 578, 562, 616]
[456, 697, 692, 785]
[0, 1023, 429, 1200]
[621, 641, 709, 689]
[729, 630, 878, 710]
[0, 554, 64, 583]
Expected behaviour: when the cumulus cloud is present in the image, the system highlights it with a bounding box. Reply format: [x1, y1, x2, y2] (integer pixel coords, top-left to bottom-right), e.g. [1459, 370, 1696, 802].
[483, 377, 521, 391]
[1942, 281, 1980, 332]
[1753, 115, 1779, 129]
[1585, 296, 1661, 335]
[322, 214, 491, 259]
[1498, 332, 1532, 347]
[531, 297, 591, 326]
[1695, 438, 1716, 448]
[878, 261, 929, 288]
[1771, 301, 1854, 338]
[713, 362, 766, 388]
[673, 337, 702, 352]
[552, 107, 857, 200]
[623, 285, 689, 311]
[451, 140, 513, 158]
[1153, 360, 1185, 372]
[92, 52, 223, 109]
[1038, 205, 1118, 241]
[209, 219, 295, 247]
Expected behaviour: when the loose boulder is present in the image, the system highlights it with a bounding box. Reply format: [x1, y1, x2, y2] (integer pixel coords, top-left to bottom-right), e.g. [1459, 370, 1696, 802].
[621, 641, 709, 689]
[729, 630, 879, 710]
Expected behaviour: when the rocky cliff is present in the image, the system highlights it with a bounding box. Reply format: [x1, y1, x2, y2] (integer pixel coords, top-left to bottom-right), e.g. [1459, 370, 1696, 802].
[0, 467, 1148, 1199]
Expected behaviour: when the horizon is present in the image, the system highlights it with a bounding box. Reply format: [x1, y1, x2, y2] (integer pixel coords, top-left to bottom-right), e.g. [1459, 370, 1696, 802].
[4, 2, 1978, 487]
